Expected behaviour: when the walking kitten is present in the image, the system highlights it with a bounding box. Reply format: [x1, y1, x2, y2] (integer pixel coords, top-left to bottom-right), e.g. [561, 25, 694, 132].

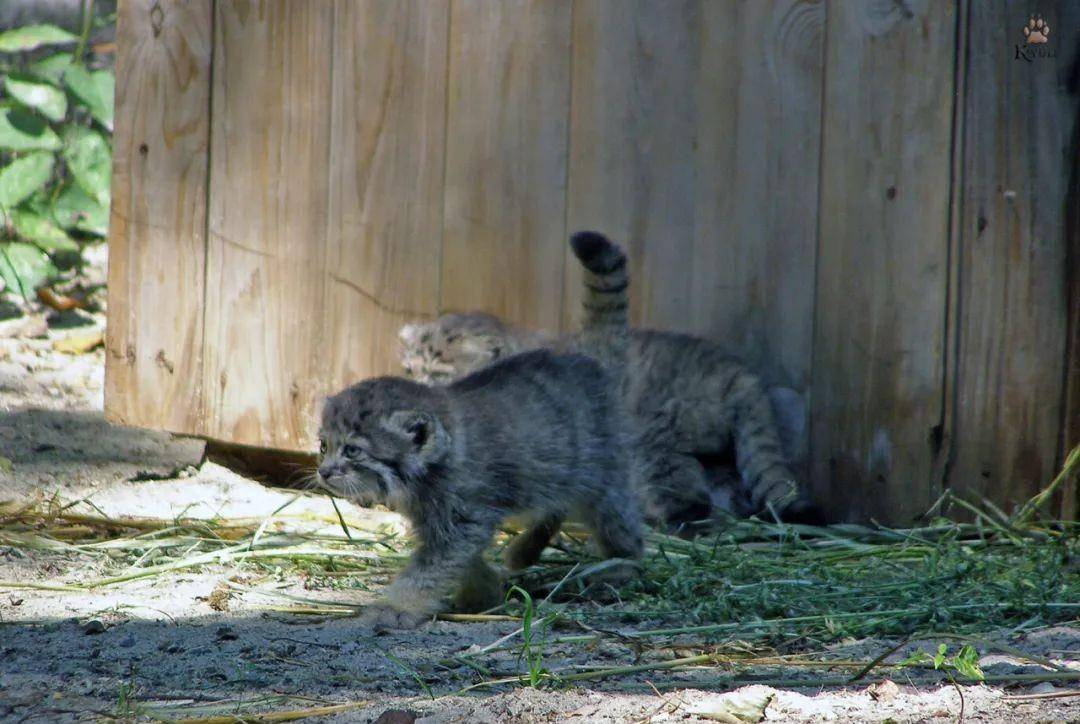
[400, 232, 820, 527]
[317, 349, 643, 630]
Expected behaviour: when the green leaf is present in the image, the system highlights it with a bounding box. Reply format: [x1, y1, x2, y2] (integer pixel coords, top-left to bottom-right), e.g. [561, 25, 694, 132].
[92, 70, 114, 126]
[9, 208, 76, 251]
[932, 643, 948, 670]
[52, 183, 108, 236]
[0, 242, 56, 299]
[0, 24, 78, 53]
[62, 126, 110, 205]
[3, 73, 67, 122]
[63, 65, 113, 130]
[899, 652, 930, 668]
[0, 152, 54, 209]
[0, 107, 61, 151]
[953, 645, 984, 680]
[29, 53, 73, 85]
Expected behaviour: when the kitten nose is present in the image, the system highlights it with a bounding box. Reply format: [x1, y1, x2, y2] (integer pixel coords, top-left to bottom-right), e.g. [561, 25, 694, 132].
[317, 465, 334, 480]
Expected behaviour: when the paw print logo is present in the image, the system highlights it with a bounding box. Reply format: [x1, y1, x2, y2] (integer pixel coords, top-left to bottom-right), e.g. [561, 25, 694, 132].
[1022, 15, 1050, 44]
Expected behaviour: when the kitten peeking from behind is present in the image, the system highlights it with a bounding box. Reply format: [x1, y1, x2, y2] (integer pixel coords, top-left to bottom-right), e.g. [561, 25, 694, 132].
[317, 349, 643, 630]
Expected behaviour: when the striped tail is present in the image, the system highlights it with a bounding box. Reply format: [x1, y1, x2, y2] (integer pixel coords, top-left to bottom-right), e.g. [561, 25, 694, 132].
[569, 231, 630, 367]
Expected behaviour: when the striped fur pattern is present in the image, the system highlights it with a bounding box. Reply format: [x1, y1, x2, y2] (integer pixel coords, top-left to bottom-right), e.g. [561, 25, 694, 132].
[398, 234, 817, 527]
[318, 349, 643, 629]
[569, 231, 631, 370]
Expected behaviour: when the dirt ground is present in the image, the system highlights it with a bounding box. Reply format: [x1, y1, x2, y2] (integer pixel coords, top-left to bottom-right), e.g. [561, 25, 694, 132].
[0, 268, 1077, 722]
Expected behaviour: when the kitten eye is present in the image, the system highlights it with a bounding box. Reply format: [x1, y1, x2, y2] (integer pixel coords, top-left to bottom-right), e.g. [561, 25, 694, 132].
[343, 444, 362, 458]
[319, 440, 327, 455]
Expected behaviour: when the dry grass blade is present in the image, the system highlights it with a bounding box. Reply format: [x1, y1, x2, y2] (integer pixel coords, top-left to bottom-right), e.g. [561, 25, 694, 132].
[145, 699, 369, 723]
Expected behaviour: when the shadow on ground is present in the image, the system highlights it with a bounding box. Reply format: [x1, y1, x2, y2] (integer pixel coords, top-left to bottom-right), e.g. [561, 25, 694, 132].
[0, 408, 205, 500]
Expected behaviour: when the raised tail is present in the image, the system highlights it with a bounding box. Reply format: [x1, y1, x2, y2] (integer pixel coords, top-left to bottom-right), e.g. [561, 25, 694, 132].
[569, 231, 631, 367]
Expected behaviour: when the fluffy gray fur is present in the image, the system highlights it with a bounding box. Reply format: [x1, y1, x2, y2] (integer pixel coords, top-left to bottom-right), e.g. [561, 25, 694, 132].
[399, 233, 819, 527]
[317, 349, 643, 629]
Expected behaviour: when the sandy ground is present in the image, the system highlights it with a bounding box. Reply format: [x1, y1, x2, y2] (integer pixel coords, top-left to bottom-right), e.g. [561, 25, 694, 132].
[0, 291, 1077, 722]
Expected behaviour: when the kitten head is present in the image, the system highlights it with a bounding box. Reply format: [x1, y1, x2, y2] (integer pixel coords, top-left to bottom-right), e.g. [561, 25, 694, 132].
[398, 312, 522, 384]
[317, 377, 450, 510]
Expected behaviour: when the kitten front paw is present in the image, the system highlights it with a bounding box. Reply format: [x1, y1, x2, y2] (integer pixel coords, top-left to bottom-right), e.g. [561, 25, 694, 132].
[362, 604, 430, 631]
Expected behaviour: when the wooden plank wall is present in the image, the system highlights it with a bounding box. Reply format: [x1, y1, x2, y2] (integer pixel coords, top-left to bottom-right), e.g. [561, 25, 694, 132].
[107, 0, 1079, 523]
[810, 2, 957, 522]
[325, 0, 449, 398]
[946, 0, 1079, 517]
[106, 0, 212, 432]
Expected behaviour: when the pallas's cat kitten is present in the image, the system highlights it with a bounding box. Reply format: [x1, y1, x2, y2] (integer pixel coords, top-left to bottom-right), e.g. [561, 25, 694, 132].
[317, 349, 643, 630]
[400, 233, 821, 527]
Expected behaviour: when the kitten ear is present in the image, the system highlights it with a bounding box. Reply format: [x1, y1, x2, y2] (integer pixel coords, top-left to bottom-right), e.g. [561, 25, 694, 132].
[386, 410, 447, 455]
[398, 324, 420, 346]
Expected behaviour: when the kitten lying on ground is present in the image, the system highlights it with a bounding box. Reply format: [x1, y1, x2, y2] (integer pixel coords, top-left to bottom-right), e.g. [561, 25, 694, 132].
[400, 232, 822, 527]
[316, 349, 643, 629]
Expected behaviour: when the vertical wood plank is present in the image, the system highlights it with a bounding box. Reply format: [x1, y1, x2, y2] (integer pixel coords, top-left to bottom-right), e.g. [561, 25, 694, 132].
[105, 0, 212, 433]
[947, 1, 1079, 515]
[441, 0, 572, 331]
[810, 1, 957, 523]
[692, 0, 824, 463]
[1064, 62, 1080, 521]
[201, 0, 334, 450]
[564, 0, 699, 333]
[325, 0, 449, 386]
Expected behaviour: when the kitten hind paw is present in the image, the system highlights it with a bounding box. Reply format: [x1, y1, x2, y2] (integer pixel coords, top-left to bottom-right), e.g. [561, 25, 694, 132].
[362, 604, 431, 631]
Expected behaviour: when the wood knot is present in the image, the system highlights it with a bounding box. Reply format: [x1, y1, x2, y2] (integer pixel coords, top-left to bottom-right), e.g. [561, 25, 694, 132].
[150, 2, 165, 38]
[154, 349, 174, 374]
[138, 143, 149, 156]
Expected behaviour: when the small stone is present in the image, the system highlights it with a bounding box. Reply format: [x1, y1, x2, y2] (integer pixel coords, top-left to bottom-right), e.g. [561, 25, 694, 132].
[374, 710, 418, 724]
[83, 619, 106, 635]
[215, 625, 238, 641]
[206, 584, 231, 612]
[118, 634, 136, 648]
[867, 679, 900, 701]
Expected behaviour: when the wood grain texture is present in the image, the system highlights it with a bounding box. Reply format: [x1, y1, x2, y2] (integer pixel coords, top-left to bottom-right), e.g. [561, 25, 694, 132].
[692, 0, 824, 463]
[810, 1, 957, 523]
[325, 0, 449, 387]
[946, 1, 1079, 516]
[201, 0, 334, 449]
[440, 0, 571, 331]
[105, 0, 212, 432]
[1064, 31, 1080, 521]
[563, 0, 699, 333]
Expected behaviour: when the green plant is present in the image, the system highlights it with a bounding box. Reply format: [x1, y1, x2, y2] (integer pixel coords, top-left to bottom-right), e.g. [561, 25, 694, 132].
[507, 585, 555, 687]
[902, 643, 985, 681]
[113, 666, 142, 718]
[0, 13, 113, 300]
